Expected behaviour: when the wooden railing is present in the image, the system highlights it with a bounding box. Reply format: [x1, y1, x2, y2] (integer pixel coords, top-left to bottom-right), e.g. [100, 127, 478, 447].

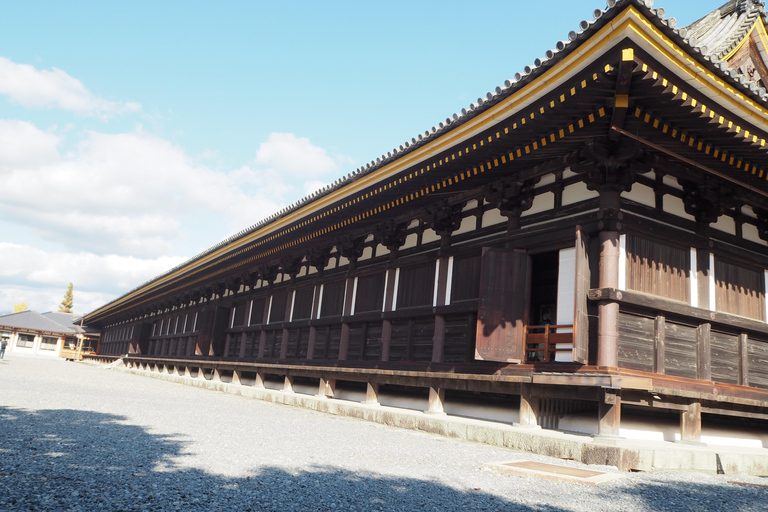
[524, 324, 573, 363]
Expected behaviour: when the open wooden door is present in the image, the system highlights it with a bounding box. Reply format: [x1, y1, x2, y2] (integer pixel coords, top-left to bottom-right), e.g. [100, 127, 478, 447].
[475, 247, 531, 363]
[572, 226, 590, 363]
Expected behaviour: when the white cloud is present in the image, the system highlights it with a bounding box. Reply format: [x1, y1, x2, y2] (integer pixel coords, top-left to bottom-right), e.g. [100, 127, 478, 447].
[0, 120, 60, 170]
[255, 132, 341, 176]
[0, 124, 353, 262]
[0, 57, 141, 118]
[0, 243, 187, 314]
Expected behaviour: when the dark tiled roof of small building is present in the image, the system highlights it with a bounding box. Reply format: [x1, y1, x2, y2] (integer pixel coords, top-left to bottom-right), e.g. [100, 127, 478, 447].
[0, 310, 80, 334]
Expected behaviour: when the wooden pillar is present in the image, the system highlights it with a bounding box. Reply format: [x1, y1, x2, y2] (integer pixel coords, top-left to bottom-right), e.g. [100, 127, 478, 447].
[654, 315, 666, 374]
[238, 333, 247, 358]
[232, 370, 241, 385]
[197, 367, 208, 381]
[283, 375, 294, 392]
[184, 366, 192, 378]
[697, 323, 711, 381]
[598, 387, 621, 437]
[306, 326, 317, 360]
[280, 328, 290, 359]
[257, 331, 267, 358]
[338, 277, 355, 361]
[223, 334, 231, 358]
[427, 387, 446, 415]
[381, 268, 398, 362]
[212, 368, 222, 382]
[364, 382, 380, 405]
[680, 401, 702, 443]
[597, 230, 620, 368]
[517, 383, 540, 427]
[739, 333, 749, 386]
[432, 256, 451, 363]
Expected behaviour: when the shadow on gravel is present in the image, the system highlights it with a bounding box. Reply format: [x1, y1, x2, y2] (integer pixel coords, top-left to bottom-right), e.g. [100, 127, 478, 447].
[0, 406, 566, 511]
[0, 405, 763, 511]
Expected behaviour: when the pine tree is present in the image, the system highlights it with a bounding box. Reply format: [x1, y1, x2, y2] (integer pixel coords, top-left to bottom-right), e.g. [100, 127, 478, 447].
[13, 301, 28, 313]
[59, 283, 74, 313]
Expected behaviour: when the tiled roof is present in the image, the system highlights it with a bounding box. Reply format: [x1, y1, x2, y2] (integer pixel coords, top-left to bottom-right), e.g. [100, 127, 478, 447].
[84, 0, 768, 322]
[684, 0, 763, 60]
[0, 310, 79, 334]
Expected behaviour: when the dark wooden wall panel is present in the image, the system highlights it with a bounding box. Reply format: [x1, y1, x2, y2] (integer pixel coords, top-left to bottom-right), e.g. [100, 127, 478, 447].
[664, 322, 698, 379]
[356, 272, 386, 313]
[748, 340, 768, 389]
[617, 312, 655, 372]
[397, 263, 435, 309]
[443, 313, 476, 363]
[715, 259, 765, 321]
[710, 331, 739, 385]
[320, 281, 345, 317]
[451, 253, 481, 303]
[364, 323, 383, 361]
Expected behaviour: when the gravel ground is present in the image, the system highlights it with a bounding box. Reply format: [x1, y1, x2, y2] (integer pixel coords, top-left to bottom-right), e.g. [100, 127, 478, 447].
[0, 353, 766, 511]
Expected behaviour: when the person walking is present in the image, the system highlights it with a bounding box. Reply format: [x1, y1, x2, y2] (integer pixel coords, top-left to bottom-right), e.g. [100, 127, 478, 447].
[0, 338, 7, 360]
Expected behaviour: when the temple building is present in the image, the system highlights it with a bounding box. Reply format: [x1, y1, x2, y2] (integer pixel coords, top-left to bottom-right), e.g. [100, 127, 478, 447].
[0, 310, 96, 357]
[83, 0, 768, 452]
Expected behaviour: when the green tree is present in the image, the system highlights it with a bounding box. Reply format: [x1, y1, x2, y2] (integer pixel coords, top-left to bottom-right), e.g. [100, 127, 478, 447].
[13, 301, 28, 313]
[59, 283, 74, 313]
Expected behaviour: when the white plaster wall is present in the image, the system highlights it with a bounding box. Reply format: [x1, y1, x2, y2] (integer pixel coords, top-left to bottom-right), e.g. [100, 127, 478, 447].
[664, 195, 696, 222]
[481, 208, 506, 228]
[422, 228, 440, 245]
[662, 174, 683, 190]
[453, 215, 476, 236]
[522, 192, 555, 217]
[712, 215, 736, 236]
[375, 244, 390, 258]
[401, 233, 418, 250]
[622, 182, 656, 208]
[562, 182, 598, 206]
[359, 246, 373, 262]
[743, 224, 768, 247]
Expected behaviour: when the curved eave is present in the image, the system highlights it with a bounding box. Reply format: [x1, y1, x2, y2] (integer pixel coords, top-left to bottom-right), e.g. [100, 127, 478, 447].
[82, 0, 768, 325]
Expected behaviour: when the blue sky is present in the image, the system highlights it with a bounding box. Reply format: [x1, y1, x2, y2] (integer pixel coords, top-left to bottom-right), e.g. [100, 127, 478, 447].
[0, 0, 724, 315]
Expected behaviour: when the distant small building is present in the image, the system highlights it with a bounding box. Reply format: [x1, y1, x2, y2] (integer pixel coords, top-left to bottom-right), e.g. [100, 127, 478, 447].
[0, 311, 99, 357]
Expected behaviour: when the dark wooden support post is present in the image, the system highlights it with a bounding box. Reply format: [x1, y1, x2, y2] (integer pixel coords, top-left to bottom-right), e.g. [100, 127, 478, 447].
[364, 382, 380, 405]
[598, 387, 621, 437]
[307, 284, 322, 360]
[257, 331, 266, 358]
[654, 315, 666, 374]
[680, 402, 702, 443]
[184, 365, 192, 378]
[516, 383, 540, 427]
[697, 249, 712, 310]
[238, 333, 247, 358]
[338, 277, 356, 360]
[739, 333, 749, 386]
[223, 334, 231, 358]
[280, 292, 292, 359]
[283, 375, 294, 392]
[427, 386, 446, 415]
[317, 377, 336, 398]
[197, 367, 208, 381]
[432, 255, 450, 363]
[212, 367, 222, 382]
[307, 327, 317, 360]
[232, 369, 241, 385]
[381, 268, 398, 361]
[697, 323, 712, 381]
[597, 230, 620, 368]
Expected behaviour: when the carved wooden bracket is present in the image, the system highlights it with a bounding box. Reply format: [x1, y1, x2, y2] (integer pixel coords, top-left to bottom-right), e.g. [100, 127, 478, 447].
[424, 201, 467, 237]
[570, 137, 652, 197]
[679, 178, 728, 226]
[376, 220, 409, 253]
[338, 235, 367, 265]
[484, 178, 538, 220]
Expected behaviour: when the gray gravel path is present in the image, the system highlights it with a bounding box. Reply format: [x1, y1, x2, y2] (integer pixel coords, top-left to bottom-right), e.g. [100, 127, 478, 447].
[0, 353, 766, 511]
